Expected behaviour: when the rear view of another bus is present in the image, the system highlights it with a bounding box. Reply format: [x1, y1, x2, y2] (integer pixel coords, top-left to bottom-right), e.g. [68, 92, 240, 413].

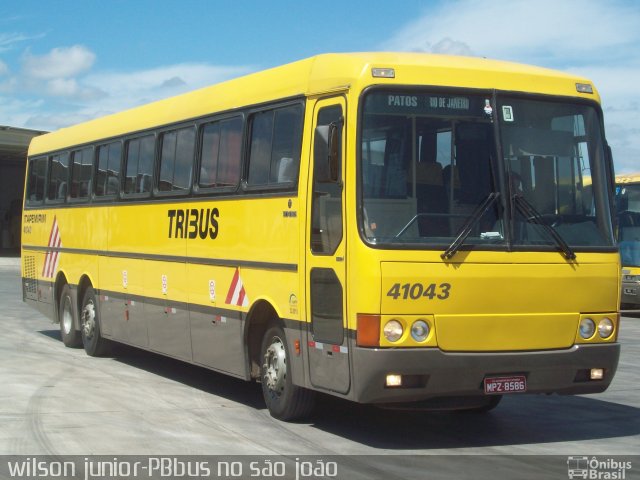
[615, 173, 640, 309]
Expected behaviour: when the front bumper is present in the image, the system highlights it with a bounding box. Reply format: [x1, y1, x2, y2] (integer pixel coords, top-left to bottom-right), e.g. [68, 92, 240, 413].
[350, 342, 620, 404]
[621, 280, 639, 307]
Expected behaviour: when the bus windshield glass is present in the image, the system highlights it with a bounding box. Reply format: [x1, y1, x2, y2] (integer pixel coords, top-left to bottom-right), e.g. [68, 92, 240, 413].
[360, 92, 502, 246]
[499, 97, 613, 249]
[359, 90, 614, 250]
[616, 182, 640, 267]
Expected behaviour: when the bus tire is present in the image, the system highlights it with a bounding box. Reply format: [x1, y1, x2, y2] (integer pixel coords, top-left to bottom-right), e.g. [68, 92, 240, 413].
[59, 284, 82, 348]
[260, 325, 315, 421]
[80, 287, 111, 357]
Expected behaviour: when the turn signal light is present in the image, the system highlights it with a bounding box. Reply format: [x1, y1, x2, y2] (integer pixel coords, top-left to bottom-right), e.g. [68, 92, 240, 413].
[372, 67, 395, 78]
[357, 314, 381, 347]
[576, 83, 593, 94]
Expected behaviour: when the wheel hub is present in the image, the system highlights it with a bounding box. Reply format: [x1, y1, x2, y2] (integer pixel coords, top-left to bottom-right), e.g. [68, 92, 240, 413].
[62, 299, 73, 334]
[263, 336, 287, 395]
[82, 301, 96, 339]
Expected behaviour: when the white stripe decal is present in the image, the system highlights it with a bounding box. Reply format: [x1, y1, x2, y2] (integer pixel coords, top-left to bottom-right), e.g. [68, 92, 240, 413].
[49, 230, 62, 278]
[225, 268, 249, 307]
[42, 217, 62, 279]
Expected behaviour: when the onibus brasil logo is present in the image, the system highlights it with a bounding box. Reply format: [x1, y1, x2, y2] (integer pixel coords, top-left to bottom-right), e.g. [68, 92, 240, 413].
[567, 456, 632, 479]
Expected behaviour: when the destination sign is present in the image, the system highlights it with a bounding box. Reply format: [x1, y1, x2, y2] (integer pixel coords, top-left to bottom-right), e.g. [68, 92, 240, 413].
[364, 92, 490, 118]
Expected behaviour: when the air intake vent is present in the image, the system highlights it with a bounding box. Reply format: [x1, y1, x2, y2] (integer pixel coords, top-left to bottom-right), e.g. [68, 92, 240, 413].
[23, 256, 37, 300]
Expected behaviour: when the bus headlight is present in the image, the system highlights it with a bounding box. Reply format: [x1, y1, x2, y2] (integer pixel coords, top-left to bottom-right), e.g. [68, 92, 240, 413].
[579, 318, 596, 339]
[383, 320, 403, 342]
[411, 320, 430, 342]
[598, 318, 614, 339]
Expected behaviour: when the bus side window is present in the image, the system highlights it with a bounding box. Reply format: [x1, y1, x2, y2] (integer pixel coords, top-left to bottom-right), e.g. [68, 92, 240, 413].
[96, 141, 122, 197]
[271, 107, 302, 184]
[70, 147, 93, 200]
[47, 153, 70, 202]
[199, 116, 242, 190]
[247, 104, 302, 188]
[26, 157, 47, 204]
[124, 135, 154, 195]
[158, 127, 195, 193]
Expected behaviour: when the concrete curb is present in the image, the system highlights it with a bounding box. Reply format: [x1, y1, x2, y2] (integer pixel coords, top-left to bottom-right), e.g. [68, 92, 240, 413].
[0, 257, 20, 267]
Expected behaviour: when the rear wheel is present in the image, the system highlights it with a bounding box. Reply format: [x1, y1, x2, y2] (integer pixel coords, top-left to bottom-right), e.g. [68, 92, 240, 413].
[59, 284, 82, 347]
[260, 325, 315, 421]
[81, 287, 111, 356]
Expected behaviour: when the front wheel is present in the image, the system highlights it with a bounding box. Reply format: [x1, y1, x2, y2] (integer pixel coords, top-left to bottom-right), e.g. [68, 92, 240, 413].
[80, 287, 111, 357]
[260, 325, 315, 421]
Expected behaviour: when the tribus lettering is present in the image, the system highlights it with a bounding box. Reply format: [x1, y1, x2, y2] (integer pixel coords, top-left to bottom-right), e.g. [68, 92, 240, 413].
[167, 208, 219, 239]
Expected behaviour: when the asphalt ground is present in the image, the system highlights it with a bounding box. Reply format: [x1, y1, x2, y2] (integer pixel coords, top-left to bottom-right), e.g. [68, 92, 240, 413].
[1, 259, 638, 478]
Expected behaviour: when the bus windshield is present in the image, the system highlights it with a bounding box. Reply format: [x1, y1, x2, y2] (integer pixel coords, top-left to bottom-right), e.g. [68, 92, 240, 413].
[616, 181, 640, 267]
[359, 90, 614, 251]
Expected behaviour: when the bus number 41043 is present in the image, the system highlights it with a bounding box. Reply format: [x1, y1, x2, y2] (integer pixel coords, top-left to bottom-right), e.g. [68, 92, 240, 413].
[386, 282, 451, 300]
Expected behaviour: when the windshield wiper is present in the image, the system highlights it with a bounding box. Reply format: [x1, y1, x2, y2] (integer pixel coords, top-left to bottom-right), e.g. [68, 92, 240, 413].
[441, 192, 500, 260]
[513, 194, 576, 260]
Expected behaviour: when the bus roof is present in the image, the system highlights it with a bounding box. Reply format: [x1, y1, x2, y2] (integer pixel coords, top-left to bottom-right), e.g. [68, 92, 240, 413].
[28, 52, 600, 156]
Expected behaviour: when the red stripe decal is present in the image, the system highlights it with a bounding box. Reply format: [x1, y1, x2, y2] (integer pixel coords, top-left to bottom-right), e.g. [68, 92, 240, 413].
[237, 287, 246, 306]
[226, 268, 240, 304]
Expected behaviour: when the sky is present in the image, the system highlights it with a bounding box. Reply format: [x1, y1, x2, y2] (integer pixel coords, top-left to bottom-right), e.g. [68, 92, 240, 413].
[0, 0, 639, 173]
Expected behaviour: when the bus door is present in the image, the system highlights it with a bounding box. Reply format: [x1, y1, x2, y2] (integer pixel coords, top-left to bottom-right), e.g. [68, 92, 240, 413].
[305, 97, 350, 394]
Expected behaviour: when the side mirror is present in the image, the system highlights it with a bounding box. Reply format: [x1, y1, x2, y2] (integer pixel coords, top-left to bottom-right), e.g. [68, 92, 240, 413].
[314, 122, 341, 183]
[605, 144, 618, 239]
[606, 145, 615, 193]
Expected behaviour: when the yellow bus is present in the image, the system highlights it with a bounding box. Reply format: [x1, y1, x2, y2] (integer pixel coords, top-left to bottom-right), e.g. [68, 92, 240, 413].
[21, 53, 621, 420]
[615, 172, 640, 309]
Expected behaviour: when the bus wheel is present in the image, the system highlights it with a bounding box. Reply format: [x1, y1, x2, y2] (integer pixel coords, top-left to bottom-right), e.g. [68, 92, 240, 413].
[260, 325, 315, 421]
[80, 287, 111, 357]
[59, 284, 82, 347]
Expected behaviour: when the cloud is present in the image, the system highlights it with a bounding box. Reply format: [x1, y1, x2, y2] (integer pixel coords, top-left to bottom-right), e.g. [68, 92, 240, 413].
[579, 65, 640, 173]
[79, 63, 252, 111]
[45, 77, 78, 96]
[0, 44, 103, 100]
[22, 45, 96, 80]
[85, 63, 250, 95]
[430, 38, 473, 56]
[383, 0, 640, 173]
[41, 77, 105, 101]
[161, 76, 187, 88]
[0, 31, 44, 52]
[11, 62, 252, 132]
[0, 33, 251, 130]
[23, 111, 93, 131]
[0, 96, 45, 128]
[383, 0, 640, 67]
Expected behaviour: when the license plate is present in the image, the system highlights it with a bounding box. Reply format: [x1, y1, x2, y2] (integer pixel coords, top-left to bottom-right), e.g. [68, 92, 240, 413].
[623, 287, 637, 296]
[484, 375, 527, 394]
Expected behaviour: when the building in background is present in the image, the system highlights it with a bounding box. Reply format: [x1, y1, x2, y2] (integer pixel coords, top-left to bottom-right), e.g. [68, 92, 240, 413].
[0, 126, 47, 255]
